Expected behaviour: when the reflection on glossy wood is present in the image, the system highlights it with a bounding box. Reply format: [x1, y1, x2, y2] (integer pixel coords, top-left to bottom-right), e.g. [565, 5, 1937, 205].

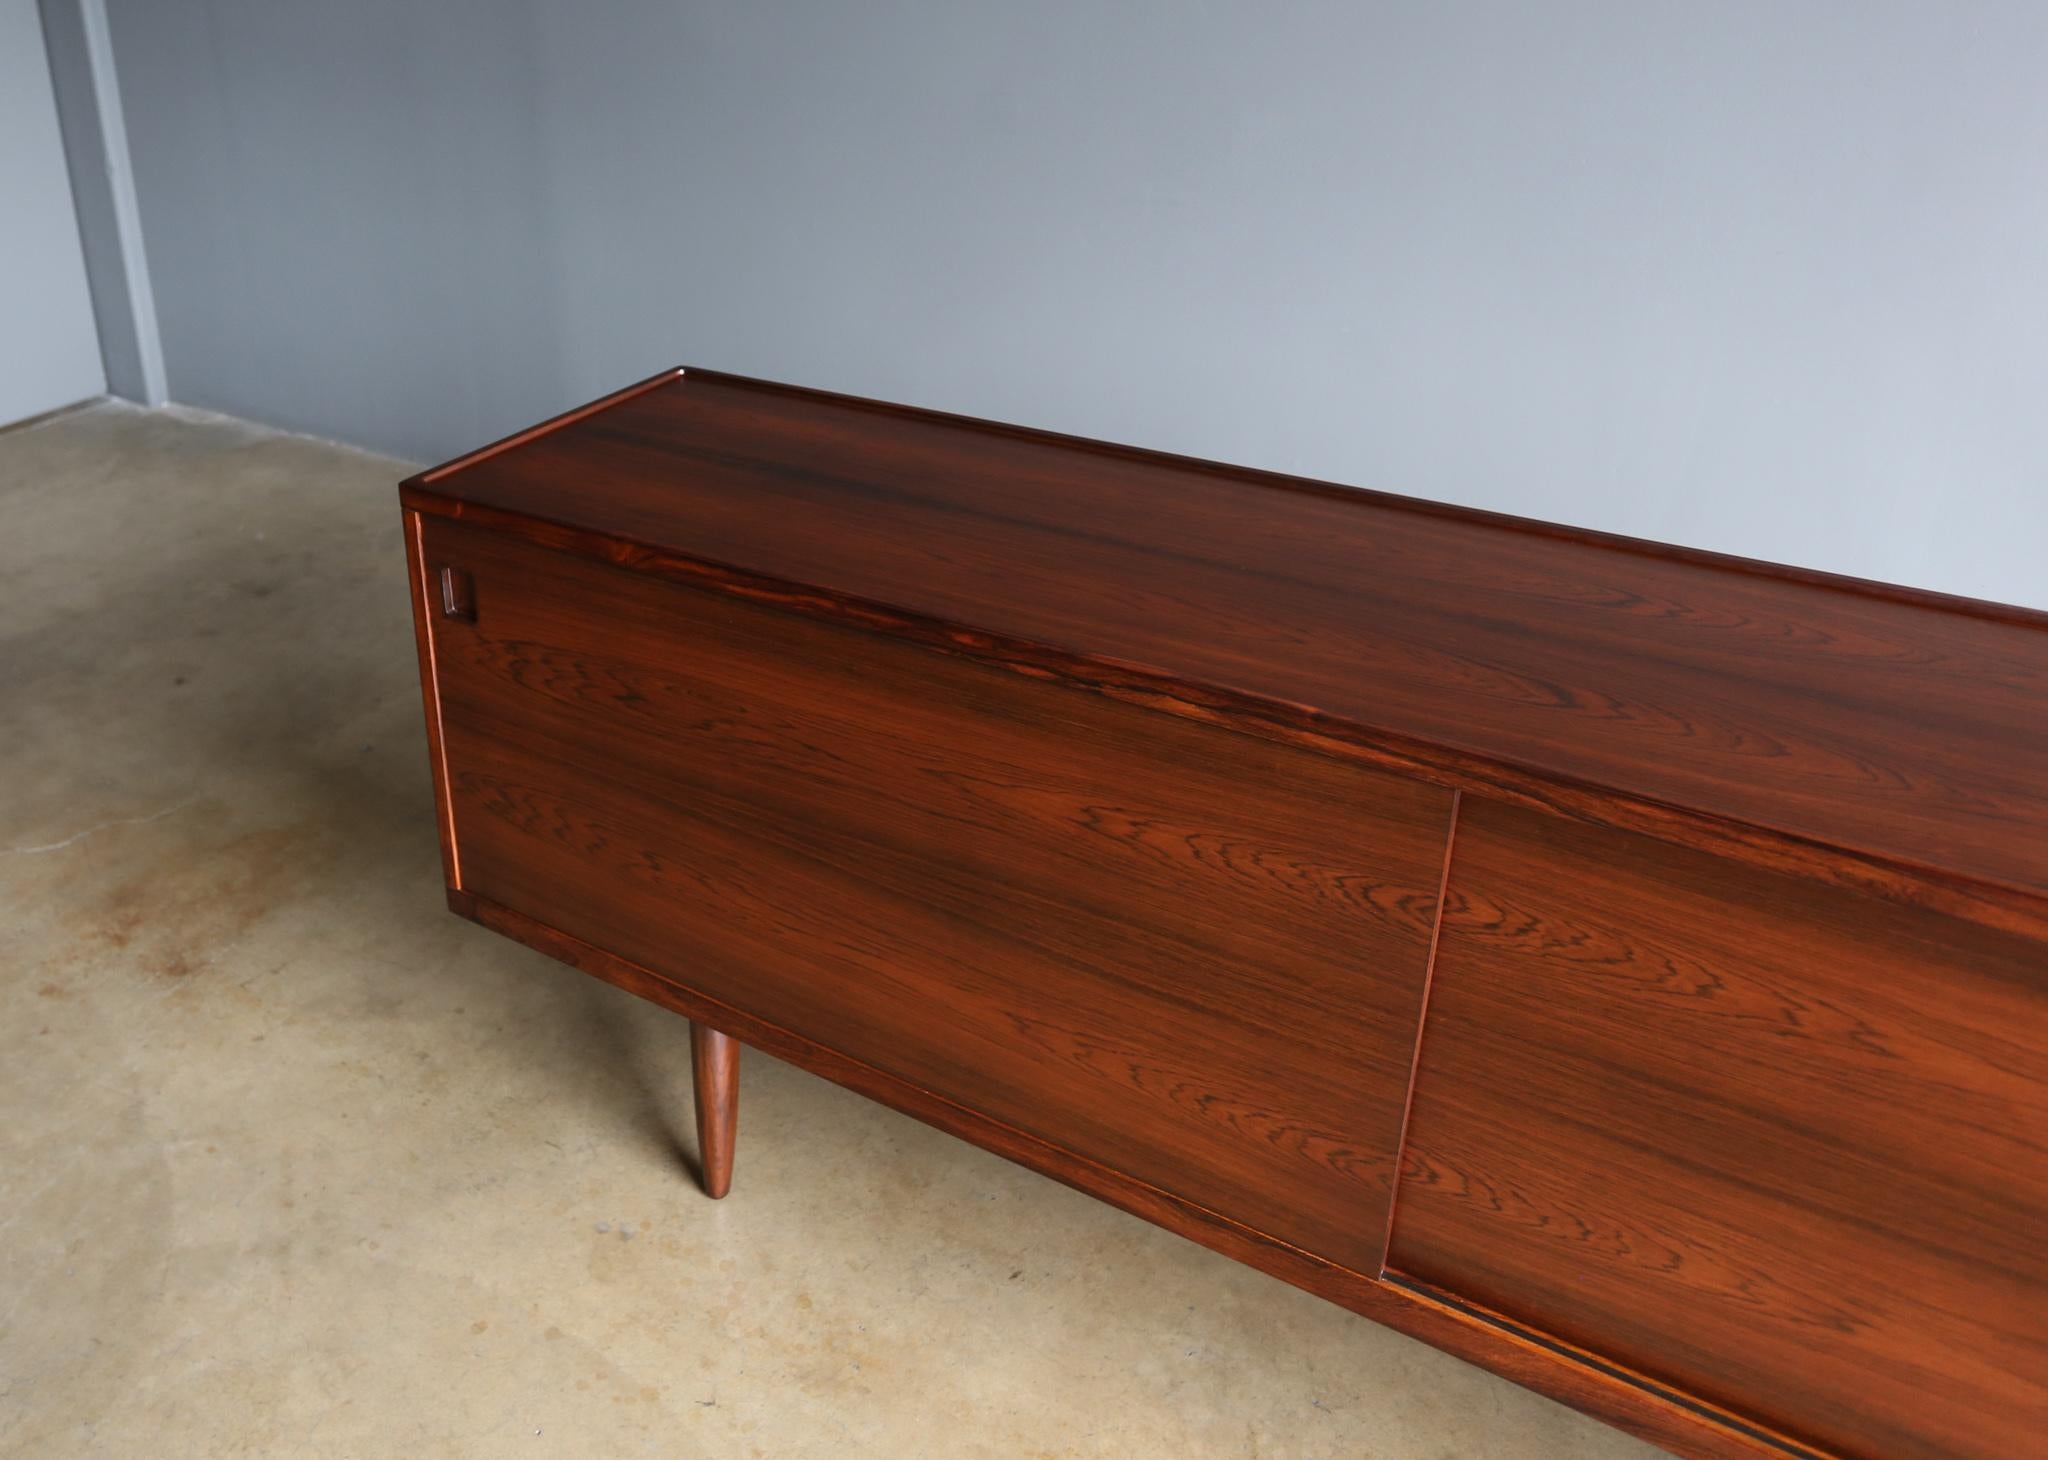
[1391, 799, 2048, 1460]
[399, 368, 2048, 1460]
[422, 513, 1450, 1273]
[404, 367, 2048, 904]
[459, 882, 1805, 1460]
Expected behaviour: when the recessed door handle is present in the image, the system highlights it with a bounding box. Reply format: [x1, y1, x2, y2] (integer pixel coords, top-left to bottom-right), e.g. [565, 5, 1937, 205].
[439, 565, 476, 623]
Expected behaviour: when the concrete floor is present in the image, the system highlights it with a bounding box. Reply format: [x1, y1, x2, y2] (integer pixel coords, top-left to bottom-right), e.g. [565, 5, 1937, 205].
[0, 400, 1664, 1459]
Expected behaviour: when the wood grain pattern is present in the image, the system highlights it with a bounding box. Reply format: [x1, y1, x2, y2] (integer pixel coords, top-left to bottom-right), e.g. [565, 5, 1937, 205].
[398, 369, 2048, 1460]
[401, 367, 2048, 905]
[1389, 797, 2048, 1460]
[453, 884, 1815, 1460]
[402, 492, 2048, 948]
[419, 513, 1452, 1273]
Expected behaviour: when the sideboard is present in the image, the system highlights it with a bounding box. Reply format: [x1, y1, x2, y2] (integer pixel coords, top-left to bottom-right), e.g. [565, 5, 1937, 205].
[399, 367, 2047, 1459]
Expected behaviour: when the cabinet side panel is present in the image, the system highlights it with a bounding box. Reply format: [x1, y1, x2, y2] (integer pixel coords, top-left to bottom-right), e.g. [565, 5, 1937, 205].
[402, 507, 460, 888]
[421, 516, 1452, 1273]
[1391, 797, 2048, 1460]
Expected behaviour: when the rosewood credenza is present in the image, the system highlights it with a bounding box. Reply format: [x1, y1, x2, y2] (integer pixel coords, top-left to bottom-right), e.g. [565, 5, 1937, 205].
[400, 367, 2047, 1459]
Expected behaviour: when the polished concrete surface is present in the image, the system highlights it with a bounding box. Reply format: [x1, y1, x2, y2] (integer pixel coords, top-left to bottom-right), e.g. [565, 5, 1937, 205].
[0, 401, 1664, 1458]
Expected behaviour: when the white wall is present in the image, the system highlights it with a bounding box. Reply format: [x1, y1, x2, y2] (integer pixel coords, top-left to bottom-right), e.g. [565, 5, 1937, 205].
[0, 0, 103, 425]
[99, 1, 2048, 608]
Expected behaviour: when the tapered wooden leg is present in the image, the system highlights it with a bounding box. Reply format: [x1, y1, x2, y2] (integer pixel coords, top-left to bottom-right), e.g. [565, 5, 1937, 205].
[689, 1021, 739, 1198]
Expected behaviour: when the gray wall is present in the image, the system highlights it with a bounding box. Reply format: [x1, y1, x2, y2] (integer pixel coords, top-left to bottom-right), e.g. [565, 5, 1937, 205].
[0, 0, 103, 423]
[40, 0, 164, 405]
[105, 1, 2048, 608]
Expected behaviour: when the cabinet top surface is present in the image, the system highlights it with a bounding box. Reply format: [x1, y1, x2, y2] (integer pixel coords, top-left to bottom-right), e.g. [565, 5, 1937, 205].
[404, 367, 2048, 900]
